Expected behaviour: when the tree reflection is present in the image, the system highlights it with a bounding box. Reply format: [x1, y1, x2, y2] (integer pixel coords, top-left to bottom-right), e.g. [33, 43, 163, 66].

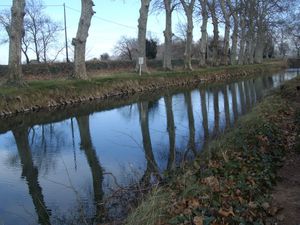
[230, 83, 238, 122]
[200, 89, 209, 147]
[12, 128, 51, 225]
[184, 92, 196, 158]
[164, 95, 176, 170]
[249, 79, 257, 106]
[222, 86, 230, 129]
[244, 80, 251, 110]
[76, 116, 104, 223]
[238, 82, 246, 114]
[213, 88, 220, 136]
[138, 102, 160, 185]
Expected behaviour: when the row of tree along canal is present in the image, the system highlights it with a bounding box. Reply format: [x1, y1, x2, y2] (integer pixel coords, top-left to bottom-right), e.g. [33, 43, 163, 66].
[0, 70, 298, 225]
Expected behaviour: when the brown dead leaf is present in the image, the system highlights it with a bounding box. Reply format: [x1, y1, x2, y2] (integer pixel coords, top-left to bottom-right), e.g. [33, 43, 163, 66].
[218, 207, 235, 217]
[193, 216, 203, 225]
[203, 176, 220, 192]
[188, 198, 200, 209]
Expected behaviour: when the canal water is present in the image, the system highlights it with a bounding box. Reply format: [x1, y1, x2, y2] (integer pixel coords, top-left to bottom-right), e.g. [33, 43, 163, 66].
[0, 69, 298, 225]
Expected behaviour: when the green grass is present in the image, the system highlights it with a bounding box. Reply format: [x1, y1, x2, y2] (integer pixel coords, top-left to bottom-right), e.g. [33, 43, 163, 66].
[0, 61, 286, 113]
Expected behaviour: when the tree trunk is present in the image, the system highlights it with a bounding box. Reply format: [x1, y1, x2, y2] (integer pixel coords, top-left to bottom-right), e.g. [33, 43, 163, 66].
[228, 0, 238, 65]
[163, 0, 173, 70]
[180, 0, 195, 71]
[238, 11, 246, 65]
[199, 0, 208, 67]
[208, 0, 219, 66]
[244, 0, 256, 64]
[136, 0, 151, 74]
[7, 0, 26, 86]
[219, 0, 230, 65]
[230, 13, 238, 64]
[72, 0, 94, 79]
[254, 13, 265, 64]
[21, 38, 30, 64]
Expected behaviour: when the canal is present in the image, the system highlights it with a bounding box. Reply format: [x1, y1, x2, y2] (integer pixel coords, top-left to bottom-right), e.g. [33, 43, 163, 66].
[0, 69, 298, 225]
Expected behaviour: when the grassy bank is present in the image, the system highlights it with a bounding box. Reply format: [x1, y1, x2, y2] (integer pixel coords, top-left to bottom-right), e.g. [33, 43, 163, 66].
[126, 76, 299, 224]
[0, 61, 286, 118]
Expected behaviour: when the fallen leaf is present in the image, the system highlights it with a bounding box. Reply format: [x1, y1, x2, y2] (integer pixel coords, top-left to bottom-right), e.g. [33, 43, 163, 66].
[193, 216, 203, 225]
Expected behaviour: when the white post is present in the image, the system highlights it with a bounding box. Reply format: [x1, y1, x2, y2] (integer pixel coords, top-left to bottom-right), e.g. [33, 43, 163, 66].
[138, 57, 144, 76]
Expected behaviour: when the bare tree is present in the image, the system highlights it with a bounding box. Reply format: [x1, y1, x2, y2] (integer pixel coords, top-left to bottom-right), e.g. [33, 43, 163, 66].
[7, 0, 26, 86]
[180, 0, 196, 70]
[113, 36, 137, 60]
[1, 0, 63, 64]
[136, 0, 151, 74]
[72, 0, 95, 79]
[0, 9, 10, 45]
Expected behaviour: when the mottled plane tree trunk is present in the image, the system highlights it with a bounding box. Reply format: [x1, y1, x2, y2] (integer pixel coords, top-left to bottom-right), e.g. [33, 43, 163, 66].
[228, 0, 238, 65]
[163, 0, 173, 70]
[180, 0, 196, 71]
[199, 0, 208, 67]
[136, 0, 151, 74]
[207, 0, 219, 66]
[7, 0, 26, 86]
[72, 0, 95, 79]
[238, 0, 246, 65]
[219, 0, 230, 65]
[254, 1, 266, 64]
[244, 0, 256, 64]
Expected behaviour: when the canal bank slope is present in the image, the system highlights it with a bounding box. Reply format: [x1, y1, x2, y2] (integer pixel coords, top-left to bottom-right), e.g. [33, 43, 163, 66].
[126, 76, 300, 225]
[0, 61, 286, 118]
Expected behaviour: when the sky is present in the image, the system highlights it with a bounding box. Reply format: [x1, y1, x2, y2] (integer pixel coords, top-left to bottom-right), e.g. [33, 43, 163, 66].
[0, 0, 206, 65]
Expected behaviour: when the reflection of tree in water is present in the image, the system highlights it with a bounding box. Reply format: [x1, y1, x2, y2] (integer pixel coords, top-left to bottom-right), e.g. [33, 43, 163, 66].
[244, 80, 251, 110]
[200, 89, 209, 148]
[230, 83, 238, 122]
[212, 87, 220, 137]
[138, 101, 161, 185]
[222, 85, 231, 129]
[238, 81, 246, 114]
[12, 128, 51, 225]
[28, 122, 70, 175]
[116, 104, 139, 120]
[164, 95, 176, 170]
[184, 92, 196, 159]
[253, 77, 264, 101]
[249, 79, 257, 105]
[76, 115, 104, 223]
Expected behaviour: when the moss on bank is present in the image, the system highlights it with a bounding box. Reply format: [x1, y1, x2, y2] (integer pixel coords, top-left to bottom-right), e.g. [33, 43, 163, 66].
[0, 61, 286, 118]
[126, 76, 299, 225]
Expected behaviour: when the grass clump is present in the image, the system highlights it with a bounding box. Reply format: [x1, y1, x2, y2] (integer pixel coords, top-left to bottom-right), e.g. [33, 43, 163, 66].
[126, 188, 170, 225]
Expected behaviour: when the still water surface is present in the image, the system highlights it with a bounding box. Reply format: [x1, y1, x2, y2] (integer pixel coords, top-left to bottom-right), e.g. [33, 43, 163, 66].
[0, 69, 299, 225]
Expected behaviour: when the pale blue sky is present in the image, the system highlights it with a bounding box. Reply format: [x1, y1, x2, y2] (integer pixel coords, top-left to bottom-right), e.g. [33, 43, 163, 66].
[0, 0, 206, 64]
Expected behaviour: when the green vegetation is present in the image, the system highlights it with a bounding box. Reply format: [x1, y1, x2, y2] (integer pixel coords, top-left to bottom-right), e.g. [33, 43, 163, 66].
[0, 61, 286, 115]
[126, 76, 299, 225]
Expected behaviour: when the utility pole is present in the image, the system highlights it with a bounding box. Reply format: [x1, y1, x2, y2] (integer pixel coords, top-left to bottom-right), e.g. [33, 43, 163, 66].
[63, 3, 69, 62]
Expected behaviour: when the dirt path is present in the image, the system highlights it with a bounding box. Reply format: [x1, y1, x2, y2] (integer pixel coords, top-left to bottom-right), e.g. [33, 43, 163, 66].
[272, 151, 300, 225]
[271, 83, 300, 225]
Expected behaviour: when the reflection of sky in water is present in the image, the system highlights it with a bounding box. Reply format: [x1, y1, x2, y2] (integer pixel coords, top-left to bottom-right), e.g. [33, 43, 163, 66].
[0, 69, 299, 225]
